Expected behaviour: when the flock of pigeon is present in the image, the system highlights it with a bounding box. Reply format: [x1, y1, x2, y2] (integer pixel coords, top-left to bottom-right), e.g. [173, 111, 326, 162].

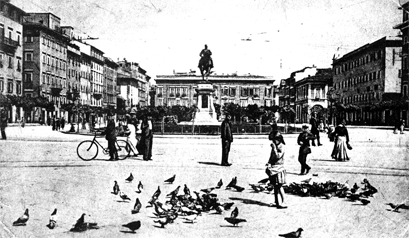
[10, 173, 407, 237]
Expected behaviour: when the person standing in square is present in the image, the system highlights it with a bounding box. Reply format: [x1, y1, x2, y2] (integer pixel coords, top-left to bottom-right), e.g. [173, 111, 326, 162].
[221, 114, 233, 166]
[0, 111, 7, 140]
[141, 116, 153, 161]
[309, 112, 322, 146]
[297, 125, 315, 175]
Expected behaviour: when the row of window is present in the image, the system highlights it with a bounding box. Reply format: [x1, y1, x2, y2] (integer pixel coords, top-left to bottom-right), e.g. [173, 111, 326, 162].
[0, 53, 21, 71]
[0, 3, 24, 22]
[334, 71, 382, 89]
[39, 52, 67, 71]
[334, 50, 383, 75]
[0, 80, 21, 94]
[41, 36, 66, 55]
[0, 24, 21, 45]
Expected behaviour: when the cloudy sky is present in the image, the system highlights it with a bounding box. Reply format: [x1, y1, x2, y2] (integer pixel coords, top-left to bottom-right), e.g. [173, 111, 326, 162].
[13, 0, 405, 80]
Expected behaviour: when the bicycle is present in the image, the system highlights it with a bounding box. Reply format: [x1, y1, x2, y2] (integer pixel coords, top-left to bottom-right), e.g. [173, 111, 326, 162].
[76, 131, 131, 161]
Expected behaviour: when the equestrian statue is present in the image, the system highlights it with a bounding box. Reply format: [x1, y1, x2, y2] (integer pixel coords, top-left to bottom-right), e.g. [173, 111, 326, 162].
[198, 44, 214, 81]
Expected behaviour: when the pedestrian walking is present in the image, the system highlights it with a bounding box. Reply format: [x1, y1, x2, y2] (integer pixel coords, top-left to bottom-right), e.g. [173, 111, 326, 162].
[0, 111, 7, 140]
[393, 116, 400, 134]
[61, 117, 65, 130]
[105, 114, 118, 161]
[297, 125, 315, 175]
[141, 116, 153, 161]
[331, 120, 350, 161]
[56, 117, 60, 131]
[309, 112, 322, 146]
[47, 116, 51, 126]
[220, 114, 233, 166]
[52, 115, 56, 131]
[399, 119, 405, 134]
[265, 132, 287, 209]
[21, 117, 25, 128]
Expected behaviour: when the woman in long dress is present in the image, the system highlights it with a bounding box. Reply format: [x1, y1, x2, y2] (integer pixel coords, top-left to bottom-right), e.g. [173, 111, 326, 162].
[331, 120, 350, 161]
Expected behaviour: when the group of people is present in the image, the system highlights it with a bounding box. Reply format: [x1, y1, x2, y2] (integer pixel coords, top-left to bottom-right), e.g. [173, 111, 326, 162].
[46, 116, 66, 131]
[104, 112, 153, 161]
[393, 118, 406, 134]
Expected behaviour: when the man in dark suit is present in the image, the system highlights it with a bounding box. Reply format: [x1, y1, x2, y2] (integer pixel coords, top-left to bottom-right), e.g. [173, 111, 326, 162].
[0, 110, 7, 140]
[221, 114, 233, 166]
[105, 114, 118, 161]
[309, 112, 322, 146]
[141, 116, 153, 161]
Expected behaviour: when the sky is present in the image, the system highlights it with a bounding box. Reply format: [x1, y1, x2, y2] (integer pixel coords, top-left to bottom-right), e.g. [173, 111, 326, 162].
[12, 0, 405, 81]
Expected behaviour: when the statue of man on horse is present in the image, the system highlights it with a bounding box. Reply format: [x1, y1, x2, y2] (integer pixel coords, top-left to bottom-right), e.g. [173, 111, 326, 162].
[198, 44, 214, 81]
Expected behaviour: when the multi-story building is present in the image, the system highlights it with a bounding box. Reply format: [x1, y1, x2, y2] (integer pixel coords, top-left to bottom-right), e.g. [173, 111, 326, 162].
[154, 73, 275, 108]
[332, 36, 402, 125]
[294, 67, 332, 123]
[393, 1, 409, 125]
[103, 57, 118, 109]
[23, 12, 70, 122]
[277, 74, 296, 123]
[0, 0, 25, 122]
[117, 60, 150, 109]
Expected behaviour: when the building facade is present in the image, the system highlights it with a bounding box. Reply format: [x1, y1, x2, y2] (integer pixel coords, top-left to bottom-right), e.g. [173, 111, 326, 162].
[332, 36, 402, 125]
[393, 1, 409, 125]
[23, 12, 70, 122]
[103, 57, 118, 109]
[0, 0, 25, 122]
[294, 68, 332, 123]
[154, 74, 275, 108]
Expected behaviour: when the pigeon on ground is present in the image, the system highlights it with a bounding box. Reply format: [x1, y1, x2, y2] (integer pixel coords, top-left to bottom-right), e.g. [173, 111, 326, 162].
[164, 175, 176, 184]
[360, 198, 371, 205]
[122, 221, 141, 233]
[258, 177, 270, 184]
[222, 202, 234, 210]
[120, 191, 131, 201]
[351, 183, 360, 193]
[152, 186, 161, 199]
[226, 177, 237, 189]
[216, 179, 223, 189]
[231, 184, 245, 192]
[167, 186, 180, 197]
[201, 187, 215, 194]
[279, 228, 304, 238]
[136, 181, 143, 193]
[230, 207, 238, 218]
[184, 184, 191, 196]
[182, 213, 201, 223]
[387, 202, 409, 212]
[13, 209, 29, 226]
[154, 216, 172, 228]
[126, 173, 134, 182]
[132, 198, 142, 214]
[46, 208, 57, 229]
[301, 178, 312, 184]
[224, 217, 247, 226]
[112, 181, 120, 195]
[249, 184, 265, 192]
[71, 213, 87, 231]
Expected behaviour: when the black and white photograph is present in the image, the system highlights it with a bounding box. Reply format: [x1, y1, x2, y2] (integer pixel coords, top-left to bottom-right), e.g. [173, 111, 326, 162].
[0, 0, 408, 237]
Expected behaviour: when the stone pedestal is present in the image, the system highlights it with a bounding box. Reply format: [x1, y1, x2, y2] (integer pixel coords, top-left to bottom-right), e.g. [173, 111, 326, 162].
[193, 82, 219, 125]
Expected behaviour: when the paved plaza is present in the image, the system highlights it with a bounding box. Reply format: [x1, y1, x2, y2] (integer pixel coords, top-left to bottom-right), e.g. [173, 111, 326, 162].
[0, 125, 408, 237]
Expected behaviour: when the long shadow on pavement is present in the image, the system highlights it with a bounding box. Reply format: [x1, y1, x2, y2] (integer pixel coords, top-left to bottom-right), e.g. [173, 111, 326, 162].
[229, 197, 270, 207]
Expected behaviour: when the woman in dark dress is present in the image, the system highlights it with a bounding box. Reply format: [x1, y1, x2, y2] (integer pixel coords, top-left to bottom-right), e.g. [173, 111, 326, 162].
[331, 120, 350, 161]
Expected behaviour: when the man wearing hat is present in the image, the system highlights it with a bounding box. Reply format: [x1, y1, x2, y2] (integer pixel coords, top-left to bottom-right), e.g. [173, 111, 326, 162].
[220, 114, 233, 166]
[105, 113, 118, 161]
[297, 125, 315, 175]
[309, 112, 322, 146]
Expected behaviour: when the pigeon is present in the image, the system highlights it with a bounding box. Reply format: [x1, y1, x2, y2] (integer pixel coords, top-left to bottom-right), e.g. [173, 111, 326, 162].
[224, 217, 247, 226]
[279, 228, 304, 238]
[360, 198, 370, 205]
[184, 184, 191, 196]
[152, 186, 161, 199]
[249, 184, 265, 192]
[387, 202, 409, 212]
[226, 177, 237, 189]
[13, 209, 29, 226]
[231, 184, 245, 192]
[164, 175, 176, 184]
[112, 181, 120, 195]
[46, 208, 57, 229]
[122, 221, 141, 233]
[258, 177, 270, 184]
[71, 213, 99, 232]
[126, 173, 134, 182]
[167, 186, 180, 197]
[136, 181, 143, 193]
[230, 207, 238, 218]
[154, 216, 172, 228]
[201, 187, 215, 194]
[120, 191, 131, 201]
[351, 183, 360, 193]
[132, 198, 142, 214]
[216, 179, 223, 189]
[221, 202, 234, 210]
[301, 178, 312, 184]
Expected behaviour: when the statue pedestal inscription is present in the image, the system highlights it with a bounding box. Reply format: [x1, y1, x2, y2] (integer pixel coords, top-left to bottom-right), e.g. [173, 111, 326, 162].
[193, 82, 219, 125]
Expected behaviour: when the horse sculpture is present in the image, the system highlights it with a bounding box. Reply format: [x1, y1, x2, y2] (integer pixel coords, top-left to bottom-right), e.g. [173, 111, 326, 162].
[198, 57, 212, 81]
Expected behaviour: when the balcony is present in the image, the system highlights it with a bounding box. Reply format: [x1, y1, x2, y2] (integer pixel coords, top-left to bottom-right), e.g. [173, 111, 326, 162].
[0, 37, 19, 54]
[93, 92, 103, 100]
[50, 83, 63, 96]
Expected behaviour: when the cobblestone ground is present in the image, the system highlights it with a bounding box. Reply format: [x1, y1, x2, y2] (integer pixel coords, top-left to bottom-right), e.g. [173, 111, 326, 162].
[0, 126, 408, 238]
